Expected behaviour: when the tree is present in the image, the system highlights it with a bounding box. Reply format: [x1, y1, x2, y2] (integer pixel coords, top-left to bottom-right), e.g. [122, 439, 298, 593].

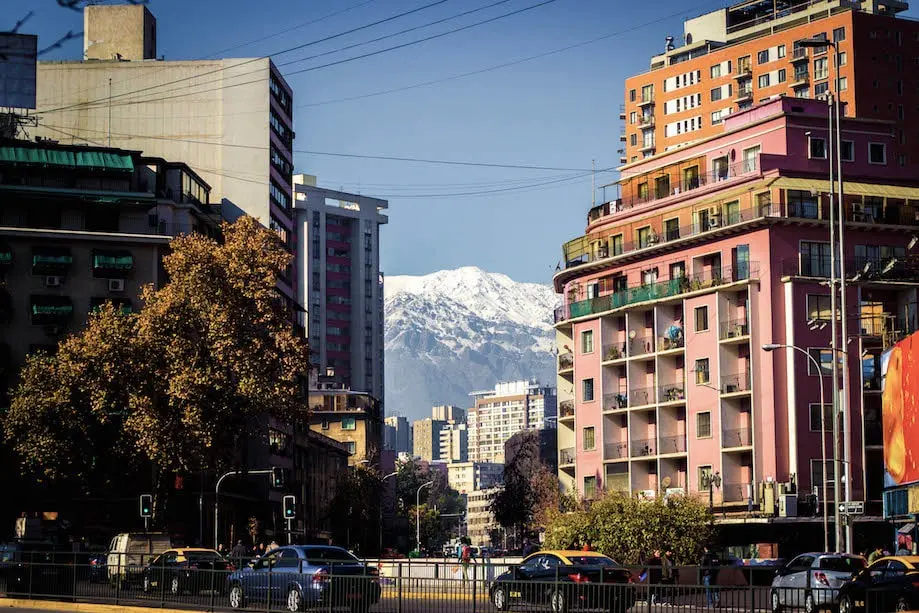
[5, 216, 310, 521]
[330, 465, 382, 553]
[393, 458, 463, 551]
[543, 491, 716, 565]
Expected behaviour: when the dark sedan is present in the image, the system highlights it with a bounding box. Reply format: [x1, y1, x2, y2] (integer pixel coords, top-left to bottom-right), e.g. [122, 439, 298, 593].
[838, 556, 919, 613]
[489, 550, 636, 613]
[142, 548, 233, 595]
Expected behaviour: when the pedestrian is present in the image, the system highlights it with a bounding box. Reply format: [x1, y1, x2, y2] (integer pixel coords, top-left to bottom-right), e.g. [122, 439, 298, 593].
[661, 549, 675, 606]
[582, 541, 592, 552]
[700, 545, 721, 607]
[456, 539, 464, 562]
[868, 546, 884, 564]
[461, 539, 476, 583]
[268, 540, 279, 551]
[230, 540, 248, 566]
[647, 550, 663, 606]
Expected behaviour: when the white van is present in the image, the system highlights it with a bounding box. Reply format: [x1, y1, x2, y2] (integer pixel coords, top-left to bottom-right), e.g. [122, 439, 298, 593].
[106, 533, 171, 585]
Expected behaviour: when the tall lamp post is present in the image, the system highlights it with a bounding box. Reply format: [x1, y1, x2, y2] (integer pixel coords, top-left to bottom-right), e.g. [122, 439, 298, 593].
[379, 471, 397, 555]
[416, 480, 434, 555]
[702, 470, 722, 513]
[798, 36, 850, 553]
[763, 343, 831, 552]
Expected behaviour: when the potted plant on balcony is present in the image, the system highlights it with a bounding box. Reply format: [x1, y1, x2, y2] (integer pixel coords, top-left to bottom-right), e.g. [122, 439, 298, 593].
[605, 345, 621, 361]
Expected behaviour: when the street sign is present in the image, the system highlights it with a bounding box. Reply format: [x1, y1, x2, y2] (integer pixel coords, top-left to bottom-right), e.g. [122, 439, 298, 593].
[838, 501, 865, 515]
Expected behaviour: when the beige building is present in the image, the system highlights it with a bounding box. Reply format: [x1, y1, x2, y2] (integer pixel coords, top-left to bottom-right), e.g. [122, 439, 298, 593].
[467, 381, 557, 463]
[466, 488, 501, 547]
[439, 423, 468, 463]
[432, 405, 465, 423]
[412, 418, 447, 462]
[308, 379, 383, 467]
[447, 461, 503, 496]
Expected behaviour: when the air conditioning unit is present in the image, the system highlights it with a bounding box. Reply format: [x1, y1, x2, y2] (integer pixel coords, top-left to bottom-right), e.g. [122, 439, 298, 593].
[709, 217, 721, 229]
[108, 278, 125, 292]
[778, 493, 798, 517]
[45, 275, 62, 288]
[664, 487, 685, 499]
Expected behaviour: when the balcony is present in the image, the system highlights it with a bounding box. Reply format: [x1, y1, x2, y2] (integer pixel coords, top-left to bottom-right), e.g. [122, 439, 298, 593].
[719, 317, 750, 341]
[734, 66, 753, 80]
[629, 335, 655, 357]
[632, 438, 655, 457]
[555, 262, 760, 324]
[604, 442, 628, 460]
[791, 47, 808, 63]
[792, 72, 809, 87]
[783, 256, 919, 283]
[559, 399, 575, 419]
[638, 140, 656, 153]
[30, 295, 74, 327]
[603, 392, 628, 411]
[558, 352, 574, 372]
[735, 85, 753, 101]
[722, 482, 751, 503]
[659, 435, 687, 455]
[619, 104, 626, 120]
[658, 383, 686, 403]
[92, 250, 134, 278]
[628, 386, 655, 408]
[722, 427, 753, 448]
[721, 372, 752, 395]
[602, 342, 627, 362]
[658, 335, 685, 352]
[560, 447, 576, 466]
[637, 96, 655, 108]
[639, 115, 655, 128]
[32, 248, 73, 276]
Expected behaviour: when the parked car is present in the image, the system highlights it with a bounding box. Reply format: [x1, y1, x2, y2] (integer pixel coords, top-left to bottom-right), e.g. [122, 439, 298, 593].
[837, 556, 919, 613]
[142, 548, 233, 595]
[489, 550, 635, 613]
[226, 545, 380, 613]
[107, 532, 171, 587]
[771, 552, 866, 613]
[0, 542, 76, 597]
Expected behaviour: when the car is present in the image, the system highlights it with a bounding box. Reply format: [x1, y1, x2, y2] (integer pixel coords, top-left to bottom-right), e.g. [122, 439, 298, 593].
[837, 556, 919, 613]
[489, 550, 636, 613]
[225, 545, 381, 613]
[0, 542, 76, 597]
[771, 552, 866, 613]
[142, 548, 234, 595]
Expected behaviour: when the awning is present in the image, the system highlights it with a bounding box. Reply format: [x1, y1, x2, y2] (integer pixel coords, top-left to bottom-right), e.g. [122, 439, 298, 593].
[31, 304, 73, 317]
[0, 245, 11, 265]
[898, 522, 915, 534]
[771, 177, 919, 199]
[89, 298, 133, 315]
[93, 253, 134, 270]
[32, 254, 72, 266]
[0, 146, 134, 172]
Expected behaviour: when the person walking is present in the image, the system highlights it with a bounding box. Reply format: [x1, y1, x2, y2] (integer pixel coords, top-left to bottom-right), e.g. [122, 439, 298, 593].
[230, 540, 248, 567]
[661, 549, 675, 606]
[700, 545, 721, 607]
[648, 550, 663, 606]
[461, 539, 476, 584]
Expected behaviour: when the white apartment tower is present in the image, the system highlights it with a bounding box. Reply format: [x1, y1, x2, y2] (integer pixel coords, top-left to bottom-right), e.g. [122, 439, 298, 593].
[467, 381, 557, 464]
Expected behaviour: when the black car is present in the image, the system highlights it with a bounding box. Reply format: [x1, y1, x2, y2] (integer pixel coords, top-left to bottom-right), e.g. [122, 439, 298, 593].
[142, 548, 233, 595]
[489, 550, 636, 613]
[838, 556, 919, 613]
[0, 542, 75, 597]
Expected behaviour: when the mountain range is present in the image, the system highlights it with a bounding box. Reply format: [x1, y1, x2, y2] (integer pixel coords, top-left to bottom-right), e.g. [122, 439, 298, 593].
[383, 267, 559, 422]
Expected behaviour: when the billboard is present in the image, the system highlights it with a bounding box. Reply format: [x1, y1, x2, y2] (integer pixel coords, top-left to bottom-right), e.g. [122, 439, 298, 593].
[881, 331, 919, 487]
[0, 33, 37, 110]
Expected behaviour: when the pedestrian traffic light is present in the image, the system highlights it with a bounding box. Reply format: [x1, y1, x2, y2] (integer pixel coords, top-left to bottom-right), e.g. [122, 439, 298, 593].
[283, 495, 296, 519]
[139, 494, 152, 518]
[271, 467, 286, 488]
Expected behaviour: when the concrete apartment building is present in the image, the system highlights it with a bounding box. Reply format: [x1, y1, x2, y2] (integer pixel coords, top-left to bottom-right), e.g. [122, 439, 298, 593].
[447, 461, 504, 495]
[467, 381, 557, 464]
[466, 487, 501, 547]
[413, 418, 447, 462]
[33, 5, 298, 305]
[308, 370, 383, 467]
[432, 405, 466, 423]
[293, 179, 388, 403]
[554, 95, 919, 540]
[439, 423, 469, 462]
[384, 415, 413, 454]
[621, 0, 916, 166]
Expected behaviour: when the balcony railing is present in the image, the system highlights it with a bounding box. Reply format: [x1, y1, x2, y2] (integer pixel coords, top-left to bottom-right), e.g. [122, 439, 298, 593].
[629, 386, 655, 407]
[602, 342, 627, 361]
[639, 115, 655, 127]
[603, 392, 628, 411]
[558, 352, 574, 371]
[736, 85, 753, 99]
[783, 256, 919, 282]
[629, 335, 655, 357]
[722, 482, 751, 503]
[792, 47, 808, 61]
[722, 427, 753, 448]
[659, 435, 687, 454]
[658, 383, 685, 403]
[631, 438, 655, 457]
[559, 399, 575, 418]
[560, 447, 576, 466]
[555, 263, 760, 324]
[719, 317, 750, 340]
[721, 372, 752, 394]
[638, 95, 655, 107]
[658, 334, 685, 351]
[604, 442, 628, 460]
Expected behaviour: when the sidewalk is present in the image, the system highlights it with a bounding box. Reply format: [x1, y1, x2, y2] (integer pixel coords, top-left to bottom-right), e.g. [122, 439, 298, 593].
[0, 599, 199, 613]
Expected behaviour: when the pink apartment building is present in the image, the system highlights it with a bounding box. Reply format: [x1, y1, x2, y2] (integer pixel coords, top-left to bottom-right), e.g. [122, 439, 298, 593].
[554, 97, 919, 531]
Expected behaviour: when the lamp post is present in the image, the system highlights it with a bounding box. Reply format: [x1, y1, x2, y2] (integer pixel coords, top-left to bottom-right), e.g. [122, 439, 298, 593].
[379, 471, 397, 555]
[702, 471, 721, 513]
[416, 480, 434, 555]
[763, 343, 830, 552]
[798, 36, 850, 553]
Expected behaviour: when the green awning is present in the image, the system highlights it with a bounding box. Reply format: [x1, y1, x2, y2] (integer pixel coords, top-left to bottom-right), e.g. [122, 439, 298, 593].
[0, 250, 10, 265]
[32, 254, 72, 266]
[93, 254, 134, 270]
[90, 298, 132, 315]
[0, 146, 134, 172]
[31, 304, 73, 316]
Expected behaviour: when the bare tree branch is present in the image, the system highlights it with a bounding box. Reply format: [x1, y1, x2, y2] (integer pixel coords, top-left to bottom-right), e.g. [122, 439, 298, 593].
[10, 11, 35, 34]
[38, 30, 82, 56]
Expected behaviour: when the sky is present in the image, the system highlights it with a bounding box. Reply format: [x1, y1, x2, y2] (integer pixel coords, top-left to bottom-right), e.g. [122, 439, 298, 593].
[14, 0, 919, 284]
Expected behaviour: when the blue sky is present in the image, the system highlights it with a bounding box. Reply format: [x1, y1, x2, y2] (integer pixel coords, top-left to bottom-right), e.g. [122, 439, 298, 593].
[16, 0, 918, 283]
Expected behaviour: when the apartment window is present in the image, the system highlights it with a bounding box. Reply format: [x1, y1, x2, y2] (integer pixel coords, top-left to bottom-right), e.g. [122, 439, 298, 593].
[630, 111, 637, 124]
[814, 57, 829, 81]
[841, 140, 855, 162]
[778, 69, 786, 83]
[641, 84, 654, 103]
[711, 64, 722, 78]
[637, 226, 653, 248]
[611, 234, 624, 256]
[738, 55, 751, 72]
[808, 136, 827, 159]
[807, 348, 834, 376]
[811, 459, 836, 488]
[809, 404, 833, 432]
[695, 306, 709, 332]
[758, 74, 770, 88]
[795, 87, 810, 99]
[801, 241, 831, 276]
[670, 261, 686, 281]
[642, 268, 659, 285]
[583, 426, 596, 451]
[630, 134, 638, 146]
[695, 358, 711, 385]
[899, 154, 907, 167]
[839, 77, 847, 91]
[664, 218, 680, 241]
[711, 110, 724, 125]
[582, 378, 595, 402]
[833, 27, 846, 43]
[584, 476, 598, 499]
[757, 50, 769, 64]
[815, 82, 829, 97]
[869, 143, 887, 165]
[698, 465, 713, 491]
[807, 294, 834, 321]
[838, 52, 847, 66]
[342, 417, 357, 431]
[778, 44, 786, 58]
[696, 411, 712, 439]
[345, 442, 356, 455]
[711, 87, 723, 102]
[581, 330, 594, 354]
[630, 89, 636, 102]
[743, 145, 760, 173]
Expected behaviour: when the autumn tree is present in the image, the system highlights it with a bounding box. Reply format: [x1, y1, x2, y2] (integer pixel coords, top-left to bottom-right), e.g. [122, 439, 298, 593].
[5, 216, 310, 520]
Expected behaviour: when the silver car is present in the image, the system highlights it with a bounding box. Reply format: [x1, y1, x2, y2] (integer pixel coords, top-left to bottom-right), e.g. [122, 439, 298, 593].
[771, 553, 866, 613]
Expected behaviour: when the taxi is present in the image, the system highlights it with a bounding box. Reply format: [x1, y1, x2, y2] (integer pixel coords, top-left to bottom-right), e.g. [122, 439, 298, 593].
[837, 556, 919, 613]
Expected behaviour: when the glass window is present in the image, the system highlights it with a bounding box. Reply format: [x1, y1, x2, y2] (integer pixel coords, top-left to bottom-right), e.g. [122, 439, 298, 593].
[814, 57, 829, 80]
[839, 140, 854, 162]
[743, 145, 760, 173]
[811, 459, 836, 487]
[611, 234, 624, 256]
[345, 441, 356, 454]
[869, 143, 887, 164]
[711, 64, 722, 78]
[630, 111, 637, 124]
[696, 412, 712, 438]
[342, 417, 357, 430]
[809, 137, 827, 159]
[695, 358, 710, 385]
[630, 89, 636, 102]
[582, 378, 595, 402]
[711, 87, 723, 102]
[838, 52, 847, 66]
[757, 50, 769, 64]
[778, 69, 786, 83]
[809, 404, 833, 431]
[807, 348, 834, 375]
[584, 476, 598, 499]
[695, 306, 709, 332]
[815, 82, 829, 96]
[581, 330, 594, 354]
[583, 426, 596, 450]
[778, 45, 786, 58]
[807, 295, 834, 321]
[698, 465, 713, 490]
[758, 74, 770, 88]
[630, 134, 637, 146]
[711, 110, 723, 125]
[833, 27, 846, 42]
[801, 241, 832, 276]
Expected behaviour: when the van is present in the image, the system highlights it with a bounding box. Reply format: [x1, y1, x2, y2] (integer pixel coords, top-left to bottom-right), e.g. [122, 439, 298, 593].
[106, 533, 171, 585]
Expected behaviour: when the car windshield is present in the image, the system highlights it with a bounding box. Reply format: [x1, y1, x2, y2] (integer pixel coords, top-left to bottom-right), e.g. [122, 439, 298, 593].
[566, 556, 618, 566]
[819, 557, 866, 572]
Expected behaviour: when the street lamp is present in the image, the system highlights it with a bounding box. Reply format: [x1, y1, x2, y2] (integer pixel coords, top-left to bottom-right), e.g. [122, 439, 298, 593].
[416, 480, 434, 555]
[763, 343, 831, 552]
[379, 471, 397, 555]
[701, 470, 722, 513]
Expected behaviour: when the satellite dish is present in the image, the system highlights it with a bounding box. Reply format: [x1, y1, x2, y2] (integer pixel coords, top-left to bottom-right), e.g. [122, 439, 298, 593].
[662, 476, 672, 489]
[629, 330, 637, 339]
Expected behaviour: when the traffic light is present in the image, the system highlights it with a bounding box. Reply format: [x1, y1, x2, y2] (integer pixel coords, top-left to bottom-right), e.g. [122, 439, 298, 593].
[271, 467, 286, 488]
[139, 494, 152, 518]
[283, 495, 296, 519]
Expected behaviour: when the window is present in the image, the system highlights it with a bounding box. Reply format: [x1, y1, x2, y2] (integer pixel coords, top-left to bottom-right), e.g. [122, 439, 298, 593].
[801, 241, 832, 276]
[711, 64, 722, 78]
[809, 136, 827, 159]
[738, 55, 751, 73]
[711, 87, 723, 102]
[869, 143, 887, 165]
[814, 82, 829, 97]
[630, 134, 637, 146]
[341, 417, 357, 431]
[630, 89, 636, 102]
[811, 459, 836, 488]
[839, 77, 847, 91]
[582, 378, 595, 402]
[838, 52, 847, 66]
[795, 87, 810, 99]
[345, 441, 356, 455]
[664, 218, 680, 241]
[321, 420, 329, 430]
[711, 110, 724, 125]
[757, 50, 769, 64]
[695, 306, 709, 332]
[807, 294, 834, 321]
[641, 84, 654, 103]
[630, 111, 636, 124]
[638, 182, 649, 200]
[833, 27, 846, 43]
[670, 261, 686, 280]
[583, 426, 596, 450]
[742, 145, 760, 173]
[584, 476, 598, 499]
[698, 465, 713, 490]
[695, 358, 710, 385]
[778, 69, 786, 83]
[696, 412, 712, 438]
[637, 226, 653, 248]
[814, 58, 829, 80]
[581, 330, 594, 354]
[807, 348, 835, 376]
[778, 44, 786, 58]
[809, 404, 833, 432]
[841, 140, 854, 162]
[758, 74, 770, 88]
[611, 234, 624, 256]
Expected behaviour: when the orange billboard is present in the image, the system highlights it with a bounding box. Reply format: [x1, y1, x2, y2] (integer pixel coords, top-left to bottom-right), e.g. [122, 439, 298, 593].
[882, 332, 919, 487]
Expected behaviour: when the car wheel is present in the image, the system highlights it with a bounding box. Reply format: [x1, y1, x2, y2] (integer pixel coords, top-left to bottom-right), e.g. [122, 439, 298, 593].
[805, 592, 816, 613]
[492, 585, 508, 611]
[772, 590, 783, 613]
[550, 589, 569, 613]
[896, 597, 909, 612]
[228, 583, 245, 609]
[839, 595, 853, 613]
[170, 575, 180, 595]
[287, 586, 303, 612]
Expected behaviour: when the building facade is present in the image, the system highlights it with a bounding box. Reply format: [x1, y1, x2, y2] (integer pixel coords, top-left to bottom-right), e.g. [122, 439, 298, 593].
[467, 381, 557, 463]
[447, 461, 503, 495]
[293, 429, 351, 543]
[308, 378, 383, 467]
[412, 418, 447, 462]
[433, 405, 466, 423]
[466, 487, 501, 547]
[384, 415, 413, 454]
[555, 97, 918, 523]
[439, 423, 469, 463]
[621, 0, 916, 166]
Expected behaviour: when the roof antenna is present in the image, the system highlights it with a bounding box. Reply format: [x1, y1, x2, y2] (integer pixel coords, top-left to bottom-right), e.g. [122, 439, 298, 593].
[591, 159, 596, 206]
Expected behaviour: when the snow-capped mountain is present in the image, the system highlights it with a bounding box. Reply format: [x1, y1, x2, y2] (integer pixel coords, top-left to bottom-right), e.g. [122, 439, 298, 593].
[384, 267, 559, 421]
